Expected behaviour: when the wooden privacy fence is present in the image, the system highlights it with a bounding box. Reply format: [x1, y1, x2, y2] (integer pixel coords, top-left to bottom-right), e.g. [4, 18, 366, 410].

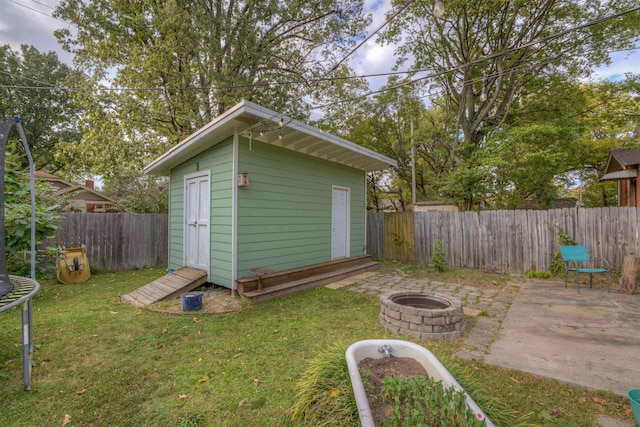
[51, 213, 168, 271]
[367, 207, 640, 273]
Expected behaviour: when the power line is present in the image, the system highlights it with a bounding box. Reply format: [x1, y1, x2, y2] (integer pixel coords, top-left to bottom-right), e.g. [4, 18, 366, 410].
[1, 5, 638, 111]
[8, 0, 72, 25]
[0, 68, 420, 92]
[0, 69, 69, 89]
[328, 0, 415, 74]
[0, 42, 440, 92]
[29, 0, 55, 10]
[3, 41, 637, 95]
[314, 5, 640, 111]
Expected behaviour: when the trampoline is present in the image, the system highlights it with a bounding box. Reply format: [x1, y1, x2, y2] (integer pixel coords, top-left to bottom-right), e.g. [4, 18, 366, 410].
[0, 117, 41, 390]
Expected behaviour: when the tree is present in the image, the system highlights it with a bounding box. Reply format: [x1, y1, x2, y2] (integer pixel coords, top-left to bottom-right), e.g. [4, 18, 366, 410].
[54, 0, 370, 178]
[381, 0, 640, 209]
[483, 123, 573, 209]
[490, 76, 640, 208]
[571, 76, 640, 206]
[0, 44, 83, 172]
[323, 77, 431, 210]
[102, 173, 168, 214]
[2, 151, 62, 275]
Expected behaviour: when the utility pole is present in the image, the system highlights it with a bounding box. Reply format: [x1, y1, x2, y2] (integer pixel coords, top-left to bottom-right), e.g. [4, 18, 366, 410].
[411, 118, 416, 209]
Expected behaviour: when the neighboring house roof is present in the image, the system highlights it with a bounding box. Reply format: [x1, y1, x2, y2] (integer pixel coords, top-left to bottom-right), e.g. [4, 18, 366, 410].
[144, 100, 398, 176]
[603, 148, 640, 175]
[413, 201, 459, 212]
[55, 185, 115, 203]
[34, 171, 61, 180]
[35, 170, 75, 192]
[36, 172, 114, 203]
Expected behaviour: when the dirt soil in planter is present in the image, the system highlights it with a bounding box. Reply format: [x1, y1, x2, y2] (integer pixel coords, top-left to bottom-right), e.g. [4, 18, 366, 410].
[358, 356, 428, 425]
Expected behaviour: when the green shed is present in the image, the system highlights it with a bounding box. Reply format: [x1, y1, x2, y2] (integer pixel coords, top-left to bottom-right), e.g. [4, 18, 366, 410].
[144, 100, 396, 296]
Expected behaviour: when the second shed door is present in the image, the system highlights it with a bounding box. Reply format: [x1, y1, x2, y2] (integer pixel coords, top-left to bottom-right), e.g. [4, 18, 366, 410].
[331, 186, 350, 259]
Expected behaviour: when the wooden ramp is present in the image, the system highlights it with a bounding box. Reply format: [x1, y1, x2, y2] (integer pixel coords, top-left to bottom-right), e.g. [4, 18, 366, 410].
[123, 267, 207, 307]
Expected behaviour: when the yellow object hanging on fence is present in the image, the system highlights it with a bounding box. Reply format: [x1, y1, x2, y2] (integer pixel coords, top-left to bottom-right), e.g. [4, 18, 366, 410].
[56, 245, 91, 284]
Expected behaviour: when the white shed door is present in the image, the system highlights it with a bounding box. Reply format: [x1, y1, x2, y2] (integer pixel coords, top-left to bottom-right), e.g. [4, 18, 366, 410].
[184, 174, 210, 270]
[331, 186, 350, 259]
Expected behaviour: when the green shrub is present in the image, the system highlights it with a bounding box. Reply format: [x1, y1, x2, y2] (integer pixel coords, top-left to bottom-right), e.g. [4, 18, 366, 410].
[431, 239, 448, 272]
[527, 271, 551, 279]
[549, 227, 576, 275]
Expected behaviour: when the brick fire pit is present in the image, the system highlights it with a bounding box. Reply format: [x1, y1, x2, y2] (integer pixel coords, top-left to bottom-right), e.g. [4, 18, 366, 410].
[379, 293, 466, 340]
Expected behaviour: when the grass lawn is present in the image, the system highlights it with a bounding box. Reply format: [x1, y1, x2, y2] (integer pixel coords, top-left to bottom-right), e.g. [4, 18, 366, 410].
[0, 266, 633, 426]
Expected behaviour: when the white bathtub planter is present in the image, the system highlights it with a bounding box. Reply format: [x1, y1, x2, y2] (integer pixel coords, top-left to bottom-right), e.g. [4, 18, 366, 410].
[346, 339, 494, 427]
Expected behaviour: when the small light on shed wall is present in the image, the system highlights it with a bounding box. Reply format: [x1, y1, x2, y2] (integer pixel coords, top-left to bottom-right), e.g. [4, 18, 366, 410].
[237, 172, 249, 187]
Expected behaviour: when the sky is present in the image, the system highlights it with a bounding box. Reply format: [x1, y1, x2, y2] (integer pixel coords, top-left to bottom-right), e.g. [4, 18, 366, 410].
[2, 0, 639, 95]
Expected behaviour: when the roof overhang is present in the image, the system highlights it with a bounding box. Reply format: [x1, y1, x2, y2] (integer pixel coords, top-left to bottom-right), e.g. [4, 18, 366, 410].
[600, 169, 638, 181]
[144, 100, 397, 176]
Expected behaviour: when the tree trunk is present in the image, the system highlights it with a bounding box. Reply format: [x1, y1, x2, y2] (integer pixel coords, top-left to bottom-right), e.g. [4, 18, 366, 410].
[619, 255, 640, 293]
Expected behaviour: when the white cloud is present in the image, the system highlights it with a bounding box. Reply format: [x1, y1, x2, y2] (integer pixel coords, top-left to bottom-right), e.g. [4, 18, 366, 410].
[349, 0, 404, 91]
[350, 42, 398, 90]
[0, 0, 75, 64]
[592, 49, 640, 82]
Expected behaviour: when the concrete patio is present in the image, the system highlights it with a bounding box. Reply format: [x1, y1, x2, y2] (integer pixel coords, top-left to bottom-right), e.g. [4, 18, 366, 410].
[485, 280, 640, 397]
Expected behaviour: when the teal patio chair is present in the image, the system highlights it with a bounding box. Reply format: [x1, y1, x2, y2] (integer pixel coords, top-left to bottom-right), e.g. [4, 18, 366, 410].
[559, 245, 610, 293]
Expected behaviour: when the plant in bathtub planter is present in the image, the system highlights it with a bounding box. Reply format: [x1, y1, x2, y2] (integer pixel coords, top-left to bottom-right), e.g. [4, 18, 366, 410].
[348, 341, 493, 427]
[359, 356, 486, 427]
[383, 375, 485, 426]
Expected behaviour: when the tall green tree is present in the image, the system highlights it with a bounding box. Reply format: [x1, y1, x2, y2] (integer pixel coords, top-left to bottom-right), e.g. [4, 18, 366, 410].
[54, 0, 370, 178]
[323, 77, 430, 210]
[571, 76, 640, 206]
[380, 0, 640, 209]
[102, 173, 168, 214]
[476, 76, 640, 208]
[484, 124, 574, 209]
[0, 44, 83, 172]
[478, 76, 585, 208]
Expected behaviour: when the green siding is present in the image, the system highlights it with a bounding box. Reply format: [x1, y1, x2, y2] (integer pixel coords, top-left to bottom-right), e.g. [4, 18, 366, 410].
[168, 138, 234, 287]
[236, 138, 365, 279]
[168, 134, 367, 289]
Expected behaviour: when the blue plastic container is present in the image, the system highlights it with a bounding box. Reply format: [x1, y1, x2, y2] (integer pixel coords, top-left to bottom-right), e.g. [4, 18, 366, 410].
[629, 389, 640, 427]
[181, 292, 204, 311]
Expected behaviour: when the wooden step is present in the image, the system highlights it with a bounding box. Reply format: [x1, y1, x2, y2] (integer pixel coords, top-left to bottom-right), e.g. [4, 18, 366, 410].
[240, 258, 378, 304]
[236, 255, 373, 295]
[123, 267, 208, 306]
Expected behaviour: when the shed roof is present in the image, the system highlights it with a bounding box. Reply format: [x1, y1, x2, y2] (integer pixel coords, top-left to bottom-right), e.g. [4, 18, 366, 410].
[600, 168, 638, 181]
[144, 100, 397, 176]
[604, 148, 640, 174]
